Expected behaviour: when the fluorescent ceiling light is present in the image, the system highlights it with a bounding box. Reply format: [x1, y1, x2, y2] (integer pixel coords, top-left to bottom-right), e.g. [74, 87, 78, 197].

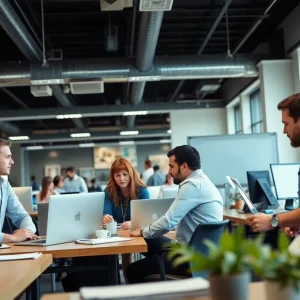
[56, 114, 82, 119]
[123, 111, 148, 116]
[160, 139, 171, 143]
[200, 84, 221, 93]
[167, 130, 172, 134]
[70, 133, 91, 138]
[120, 131, 139, 136]
[79, 143, 95, 147]
[9, 136, 30, 141]
[26, 146, 44, 150]
[119, 141, 135, 145]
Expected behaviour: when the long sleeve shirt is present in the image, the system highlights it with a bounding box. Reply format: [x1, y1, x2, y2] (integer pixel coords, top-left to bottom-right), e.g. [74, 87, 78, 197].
[103, 186, 150, 223]
[0, 178, 36, 243]
[142, 169, 223, 243]
[63, 174, 88, 193]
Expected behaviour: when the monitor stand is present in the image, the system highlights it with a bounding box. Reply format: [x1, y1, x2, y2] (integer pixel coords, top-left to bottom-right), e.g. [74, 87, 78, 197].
[285, 199, 295, 211]
[257, 178, 279, 209]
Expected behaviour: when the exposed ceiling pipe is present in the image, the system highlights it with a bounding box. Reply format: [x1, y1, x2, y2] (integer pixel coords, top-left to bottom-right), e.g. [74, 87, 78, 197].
[127, 11, 164, 129]
[0, 121, 20, 135]
[0, 55, 258, 86]
[0, 0, 84, 129]
[168, 0, 233, 103]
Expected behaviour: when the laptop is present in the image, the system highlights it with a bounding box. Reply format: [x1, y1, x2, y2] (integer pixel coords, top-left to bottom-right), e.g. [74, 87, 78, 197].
[131, 198, 175, 230]
[13, 187, 33, 212]
[15, 192, 105, 246]
[226, 176, 258, 215]
[37, 202, 49, 236]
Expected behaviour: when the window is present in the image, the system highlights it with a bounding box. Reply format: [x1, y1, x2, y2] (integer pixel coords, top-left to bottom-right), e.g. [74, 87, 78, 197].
[234, 105, 242, 134]
[250, 89, 263, 133]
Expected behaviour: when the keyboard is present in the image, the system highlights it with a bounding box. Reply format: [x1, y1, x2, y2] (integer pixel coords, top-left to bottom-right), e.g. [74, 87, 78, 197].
[14, 238, 47, 247]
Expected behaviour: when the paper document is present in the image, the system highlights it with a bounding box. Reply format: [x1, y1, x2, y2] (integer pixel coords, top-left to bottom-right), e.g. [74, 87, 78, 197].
[76, 237, 133, 245]
[80, 277, 209, 299]
[0, 252, 42, 261]
[0, 244, 10, 249]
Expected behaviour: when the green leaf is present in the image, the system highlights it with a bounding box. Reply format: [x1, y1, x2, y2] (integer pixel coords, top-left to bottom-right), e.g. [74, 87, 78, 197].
[221, 252, 237, 275]
[278, 232, 290, 252]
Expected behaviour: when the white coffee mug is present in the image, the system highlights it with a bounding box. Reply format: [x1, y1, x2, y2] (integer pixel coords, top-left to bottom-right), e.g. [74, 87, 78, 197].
[96, 229, 111, 239]
[106, 221, 117, 234]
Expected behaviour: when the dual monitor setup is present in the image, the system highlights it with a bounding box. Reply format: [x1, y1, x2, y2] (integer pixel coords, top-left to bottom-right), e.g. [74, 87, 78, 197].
[229, 163, 300, 213]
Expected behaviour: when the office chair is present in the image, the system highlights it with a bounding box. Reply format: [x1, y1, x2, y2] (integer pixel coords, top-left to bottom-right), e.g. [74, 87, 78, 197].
[156, 220, 230, 280]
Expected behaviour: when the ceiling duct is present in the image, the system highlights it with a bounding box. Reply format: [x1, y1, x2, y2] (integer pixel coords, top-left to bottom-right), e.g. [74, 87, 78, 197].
[69, 81, 104, 94]
[140, 0, 173, 11]
[100, 0, 133, 11]
[30, 85, 52, 97]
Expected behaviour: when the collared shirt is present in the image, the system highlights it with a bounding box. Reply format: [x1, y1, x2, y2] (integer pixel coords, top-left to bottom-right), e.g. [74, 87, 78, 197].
[142, 169, 223, 243]
[142, 168, 154, 185]
[0, 177, 36, 243]
[147, 171, 166, 186]
[63, 174, 88, 193]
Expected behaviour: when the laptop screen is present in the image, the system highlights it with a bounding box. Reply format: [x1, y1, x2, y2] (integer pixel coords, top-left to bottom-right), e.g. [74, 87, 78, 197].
[226, 176, 255, 210]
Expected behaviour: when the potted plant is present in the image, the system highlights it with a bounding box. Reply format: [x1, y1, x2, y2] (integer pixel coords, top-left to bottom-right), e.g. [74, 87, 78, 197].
[250, 232, 300, 300]
[168, 227, 263, 300]
[229, 188, 244, 210]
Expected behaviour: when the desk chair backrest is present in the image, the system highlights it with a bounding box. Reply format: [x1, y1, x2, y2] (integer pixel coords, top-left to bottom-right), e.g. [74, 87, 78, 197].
[189, 220, 229, 278]
[147, 186, 161, 199]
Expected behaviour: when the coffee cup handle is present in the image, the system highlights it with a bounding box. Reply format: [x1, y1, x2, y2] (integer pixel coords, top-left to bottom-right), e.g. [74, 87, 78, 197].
[107, 231, 111, 238]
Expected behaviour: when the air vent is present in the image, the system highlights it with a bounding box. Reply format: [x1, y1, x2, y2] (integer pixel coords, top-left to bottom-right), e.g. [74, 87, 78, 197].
[139, 0, 173, 11]
[30, 85, 52, 97]
[69, 81, 104, 94]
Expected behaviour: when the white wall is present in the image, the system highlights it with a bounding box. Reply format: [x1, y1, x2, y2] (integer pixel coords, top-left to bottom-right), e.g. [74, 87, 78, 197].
[259, 60, 300, 162]
[170, 108, 227, 147]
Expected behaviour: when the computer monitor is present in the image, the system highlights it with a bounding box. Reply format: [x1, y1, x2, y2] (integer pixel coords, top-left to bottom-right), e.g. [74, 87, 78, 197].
[13, 186, 33, 212]
[246, 171, 279, 211]
[270, 163, 300, 210]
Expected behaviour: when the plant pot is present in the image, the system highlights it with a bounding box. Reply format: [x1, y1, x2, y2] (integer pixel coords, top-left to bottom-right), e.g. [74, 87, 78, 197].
[234, 199, 244, 210]
[209, 272, 250, 300]
[265, 280, 300, 300]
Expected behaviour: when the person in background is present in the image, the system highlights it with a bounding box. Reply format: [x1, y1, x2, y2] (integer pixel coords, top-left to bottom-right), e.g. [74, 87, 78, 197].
[0, 139, 37, 243]
[31, 175, 40, 191]
[102, 157, 150, 277]
[147, 165, 165, 186]
[53, 175, 64, 194]
[141, 159, 154, 184]
[63, 167, 88, 193]
[88, 178, 102, 192]
[158, 173, 178, 198]
[37, 176, 57, 203]
[127, 145, 223, 283]
[83, 177, 90, 190]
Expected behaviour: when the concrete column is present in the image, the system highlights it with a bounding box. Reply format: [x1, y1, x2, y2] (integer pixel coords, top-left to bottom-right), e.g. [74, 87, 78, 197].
[292, 47, 300, 93]
[258, 60, 300, 162]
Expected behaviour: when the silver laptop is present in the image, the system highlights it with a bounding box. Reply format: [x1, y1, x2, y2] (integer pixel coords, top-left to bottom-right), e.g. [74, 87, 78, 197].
[15, 192, 105, 246]
[161, 187, 179, 199]
[13, 187, 33, 212]
[131, 198, 175, 230]
[37, 202, 49, 236]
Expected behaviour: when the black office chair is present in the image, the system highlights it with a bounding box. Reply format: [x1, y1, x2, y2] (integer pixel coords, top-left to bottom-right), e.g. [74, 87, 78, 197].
[156, 220, 230, 280]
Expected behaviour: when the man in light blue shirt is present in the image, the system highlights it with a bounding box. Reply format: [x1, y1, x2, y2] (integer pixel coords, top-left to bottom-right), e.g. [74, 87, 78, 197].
[127, 145, 223, 283]
[63, 167, 88, 193]
[147, 165, 166, 186]
[0, 139, 37, 244]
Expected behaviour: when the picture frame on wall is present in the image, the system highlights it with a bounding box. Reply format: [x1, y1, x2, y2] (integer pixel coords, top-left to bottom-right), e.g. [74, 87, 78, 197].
[79, 167, 95, 181]
[44, 165, 61, 178]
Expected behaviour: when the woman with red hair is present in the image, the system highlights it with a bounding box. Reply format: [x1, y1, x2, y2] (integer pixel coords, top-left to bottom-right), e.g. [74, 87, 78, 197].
[103, 157, 149, 230]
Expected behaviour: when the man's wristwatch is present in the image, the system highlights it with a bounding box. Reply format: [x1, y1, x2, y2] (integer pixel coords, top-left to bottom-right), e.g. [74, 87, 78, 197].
[270, 214, 279, 228]
[140, 228, 144, 237]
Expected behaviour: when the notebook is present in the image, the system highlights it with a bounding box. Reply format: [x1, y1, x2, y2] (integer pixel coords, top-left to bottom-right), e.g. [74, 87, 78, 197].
[0, 252, 42, 261]
[76, 237, 133, 245]
[80, 277, 209, 299]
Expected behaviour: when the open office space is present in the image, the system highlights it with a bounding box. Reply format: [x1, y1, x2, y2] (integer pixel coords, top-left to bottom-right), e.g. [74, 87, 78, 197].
[1, 0, 300, 300]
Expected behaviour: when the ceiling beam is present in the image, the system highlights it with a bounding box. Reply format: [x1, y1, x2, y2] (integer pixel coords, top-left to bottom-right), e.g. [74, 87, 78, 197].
[0, 101, 224, 122]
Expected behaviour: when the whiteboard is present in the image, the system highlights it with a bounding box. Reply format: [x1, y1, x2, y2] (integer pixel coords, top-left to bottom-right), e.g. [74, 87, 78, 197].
[188, 133, 279, 185]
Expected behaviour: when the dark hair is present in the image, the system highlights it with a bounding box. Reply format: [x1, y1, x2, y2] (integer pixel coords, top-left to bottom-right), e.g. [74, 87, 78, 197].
[31, 175, 36, 181]
[66, 166, 75, 173]
[144, 159, 152, 168]
[53, 175, 63, 186]
[153, 165, 159, 171]
[91, 178, 96, 184]
[167, 145, 200, 170]
[277, 93, 300, 123]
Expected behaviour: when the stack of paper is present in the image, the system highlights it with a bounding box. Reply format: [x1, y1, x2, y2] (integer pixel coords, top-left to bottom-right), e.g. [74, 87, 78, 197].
[76, 237, 133, 245]
[80, 277, 209, 299]
[0, 252, 42, 261]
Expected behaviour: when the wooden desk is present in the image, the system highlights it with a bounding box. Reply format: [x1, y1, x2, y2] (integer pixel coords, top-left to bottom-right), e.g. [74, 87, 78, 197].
[41, 282, 265, 300]
[0, 254, 52, 300]
[29, 211, 38, 217]
[223, 208, 251, 225]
